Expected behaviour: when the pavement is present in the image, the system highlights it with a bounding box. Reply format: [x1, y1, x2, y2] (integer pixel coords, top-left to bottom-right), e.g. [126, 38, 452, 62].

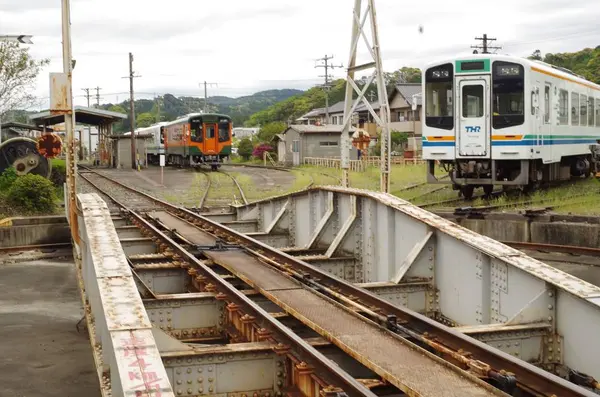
[0, 255, 99, 397]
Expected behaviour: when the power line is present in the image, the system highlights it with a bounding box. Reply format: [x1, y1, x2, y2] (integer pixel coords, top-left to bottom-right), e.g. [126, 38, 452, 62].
[471, 33, 502, 54]
[315, 55, 343, 124]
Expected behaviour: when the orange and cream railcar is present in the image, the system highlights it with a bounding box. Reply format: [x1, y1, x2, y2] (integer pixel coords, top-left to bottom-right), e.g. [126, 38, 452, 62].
[163, 113, 232, 170]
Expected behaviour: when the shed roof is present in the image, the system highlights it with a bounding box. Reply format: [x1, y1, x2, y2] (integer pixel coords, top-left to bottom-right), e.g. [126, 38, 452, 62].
[395, 83, 422, 106]
[285, 125, 356, 134]
[0, 121, 51, 132]
[108, 133, 153, 140]
[28, 106, 127, 127]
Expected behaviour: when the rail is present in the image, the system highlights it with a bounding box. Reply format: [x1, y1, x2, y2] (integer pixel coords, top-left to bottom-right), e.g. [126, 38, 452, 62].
[76, 168, 596, 397]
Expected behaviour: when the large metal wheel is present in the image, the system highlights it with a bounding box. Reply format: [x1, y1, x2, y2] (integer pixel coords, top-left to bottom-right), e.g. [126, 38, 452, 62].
[0, 138, 51, 179]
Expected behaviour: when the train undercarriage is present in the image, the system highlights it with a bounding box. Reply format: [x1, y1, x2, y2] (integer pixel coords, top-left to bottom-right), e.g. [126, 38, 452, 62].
[161, 154, 226, 171]
[427, 149, 600, 199]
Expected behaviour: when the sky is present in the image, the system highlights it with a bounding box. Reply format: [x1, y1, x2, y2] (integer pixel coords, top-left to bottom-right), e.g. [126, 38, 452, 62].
[0, 0, 599, 109]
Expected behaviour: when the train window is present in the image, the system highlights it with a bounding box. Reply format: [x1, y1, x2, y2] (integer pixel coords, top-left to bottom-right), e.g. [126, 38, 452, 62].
[159, 127, 165, 144]
[581, 95, 587, 126]
[544, 85, 550, 124]
[588, 97, 594, 126]
[571, 93, 579, 125]
[206, 125, 215, 139]
[462, 85, 484, 118]
[218, 122, 230, 142]
[492, 61, 524, 129]
[597, 98, 600, 127]
[425, 63, 453, 130]
[558, 89, 569, 125]
[190, 120, 203, 142]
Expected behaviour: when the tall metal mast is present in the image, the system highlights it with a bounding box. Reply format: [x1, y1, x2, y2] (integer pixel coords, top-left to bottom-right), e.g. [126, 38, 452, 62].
[340, 0, 391, 192]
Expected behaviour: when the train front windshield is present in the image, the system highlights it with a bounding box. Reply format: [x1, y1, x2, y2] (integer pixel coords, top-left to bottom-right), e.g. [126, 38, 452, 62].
[492, 61, 525, 129]
[425, 63, 454, 130]
[218, 118, 231, 142]
[190, 119, 203, 142]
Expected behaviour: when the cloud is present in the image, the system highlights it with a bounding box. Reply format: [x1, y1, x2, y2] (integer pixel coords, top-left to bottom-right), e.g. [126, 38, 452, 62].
[1, 0, 598, 109]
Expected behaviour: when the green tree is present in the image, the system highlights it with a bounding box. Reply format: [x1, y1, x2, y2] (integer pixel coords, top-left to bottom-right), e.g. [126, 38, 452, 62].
[385, 67, 422, 85]
[256, 121, 287, 143]
[109, 104, 127, 114]
[528, 49, 543, 61]
[137, 112, 155, 128]
[0, 41, 49, 117]
[238, 138, 253, 160]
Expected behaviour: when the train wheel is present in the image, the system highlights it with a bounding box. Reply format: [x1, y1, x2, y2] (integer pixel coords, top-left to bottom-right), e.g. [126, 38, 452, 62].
[483, 185, 493, 197]
[461, 185, 475, 200]
[211, 164, 217, 171]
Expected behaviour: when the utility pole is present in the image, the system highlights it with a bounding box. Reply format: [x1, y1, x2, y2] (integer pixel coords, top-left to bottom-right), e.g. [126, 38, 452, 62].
[471, 34, 502, 54]
[95, 86, 101, 107]
[200, 81, 218, 113]
[341, 0, 391, 192]
[82, 88, 92, 161]
[315, 55, 343, 125]
[59, 0, 79, 243]
[123, 53, 141, 169]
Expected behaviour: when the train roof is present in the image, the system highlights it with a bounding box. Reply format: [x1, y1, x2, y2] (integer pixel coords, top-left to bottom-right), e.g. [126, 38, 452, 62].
[424, 53, 600, 90]
[162, 113, 232, 127]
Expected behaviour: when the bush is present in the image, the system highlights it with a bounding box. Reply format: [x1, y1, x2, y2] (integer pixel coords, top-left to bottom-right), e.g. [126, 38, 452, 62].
[0, 167, 18, 193]
[7, 173, 57, 213]
[238, 138, 254, 160]
[252, 143, 274, 159]
[50, 159, 66, 186]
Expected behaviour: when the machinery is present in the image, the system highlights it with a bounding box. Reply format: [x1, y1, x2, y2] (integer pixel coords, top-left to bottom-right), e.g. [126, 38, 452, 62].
[0, 137, 53, 179]
[422, 53, 600, 198]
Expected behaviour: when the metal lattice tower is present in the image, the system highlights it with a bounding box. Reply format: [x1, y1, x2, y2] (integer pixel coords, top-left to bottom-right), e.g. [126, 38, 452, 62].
[340, 0, 391, 192]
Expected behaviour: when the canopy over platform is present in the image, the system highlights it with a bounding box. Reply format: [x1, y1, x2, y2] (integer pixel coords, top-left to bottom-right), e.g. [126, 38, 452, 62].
[28, 106, 126, 127]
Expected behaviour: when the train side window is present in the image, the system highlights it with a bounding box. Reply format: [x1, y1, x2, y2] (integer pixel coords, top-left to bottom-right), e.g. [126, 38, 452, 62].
[597, 98, 600, 127]
[544, 85, 550, 124]
[558, 89, 569, 125]
[571, 92, 579, 125]
[581, 95, 588, 126]
[588, 97, 594, 127]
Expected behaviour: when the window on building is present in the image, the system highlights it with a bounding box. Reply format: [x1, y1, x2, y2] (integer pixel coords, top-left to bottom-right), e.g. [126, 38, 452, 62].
[588, 97, 595, 127]
[558, 89, 568, 125]
[292, 140, 299, 153]
[581, 95, 588, 126]
[320, 141, 338, 147]
[571, 92, 579, 125]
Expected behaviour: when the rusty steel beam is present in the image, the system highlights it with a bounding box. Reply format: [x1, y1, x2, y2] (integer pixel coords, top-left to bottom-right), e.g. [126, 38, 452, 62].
[502, 241, 600, 257]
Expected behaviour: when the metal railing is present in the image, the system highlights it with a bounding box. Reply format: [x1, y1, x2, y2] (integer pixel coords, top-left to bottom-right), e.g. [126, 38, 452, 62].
[302, 156, 424, 171]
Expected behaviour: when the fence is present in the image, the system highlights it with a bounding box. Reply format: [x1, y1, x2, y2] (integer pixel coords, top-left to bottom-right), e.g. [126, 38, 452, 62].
[303, 156, 424, 171]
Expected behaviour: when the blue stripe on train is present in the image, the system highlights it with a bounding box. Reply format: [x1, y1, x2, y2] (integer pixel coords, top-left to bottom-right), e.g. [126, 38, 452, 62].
[422, 139, 598, 147]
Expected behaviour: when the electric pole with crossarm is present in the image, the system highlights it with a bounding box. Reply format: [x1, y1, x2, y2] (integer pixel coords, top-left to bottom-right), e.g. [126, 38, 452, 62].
[315, 55, 343, 125]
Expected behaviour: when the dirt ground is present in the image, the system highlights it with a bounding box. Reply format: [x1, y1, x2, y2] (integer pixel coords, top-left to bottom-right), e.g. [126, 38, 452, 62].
[0, 253, 99, 397]
[98, 164, 296, 206]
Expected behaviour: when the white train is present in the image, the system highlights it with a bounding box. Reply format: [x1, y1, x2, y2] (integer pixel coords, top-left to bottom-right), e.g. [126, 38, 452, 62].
[422, 54, 600, 198]
[124, 122, 167, 164]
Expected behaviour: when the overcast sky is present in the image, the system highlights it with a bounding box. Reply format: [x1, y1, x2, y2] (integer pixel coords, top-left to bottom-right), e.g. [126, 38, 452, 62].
[1, 0, 599, 108]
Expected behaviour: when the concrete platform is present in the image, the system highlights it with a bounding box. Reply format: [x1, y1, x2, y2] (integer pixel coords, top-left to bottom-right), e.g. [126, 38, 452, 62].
[0, 256, 99, 397]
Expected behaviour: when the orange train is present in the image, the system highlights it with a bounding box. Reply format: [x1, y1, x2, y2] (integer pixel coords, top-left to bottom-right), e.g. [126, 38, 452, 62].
[162, 113, 232, 170]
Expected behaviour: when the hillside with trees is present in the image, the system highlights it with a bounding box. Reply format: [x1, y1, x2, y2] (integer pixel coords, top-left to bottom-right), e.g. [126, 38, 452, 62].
[528, 46, 600, 83]
[244, 66, 422, 128]
[101, 89, 302, 133]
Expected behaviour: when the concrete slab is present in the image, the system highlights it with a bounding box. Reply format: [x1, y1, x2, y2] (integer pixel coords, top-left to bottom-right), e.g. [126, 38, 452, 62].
[0, 256, 99, 397]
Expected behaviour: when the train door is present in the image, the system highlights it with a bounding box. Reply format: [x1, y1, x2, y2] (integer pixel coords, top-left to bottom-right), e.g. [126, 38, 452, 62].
[457, 76, 491, 158]
[204, 123, 217, 154]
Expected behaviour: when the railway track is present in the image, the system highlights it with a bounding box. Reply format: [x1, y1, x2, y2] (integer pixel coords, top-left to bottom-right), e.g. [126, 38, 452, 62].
[194, 169, 249, 211]
[76, 168, 596, 397]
